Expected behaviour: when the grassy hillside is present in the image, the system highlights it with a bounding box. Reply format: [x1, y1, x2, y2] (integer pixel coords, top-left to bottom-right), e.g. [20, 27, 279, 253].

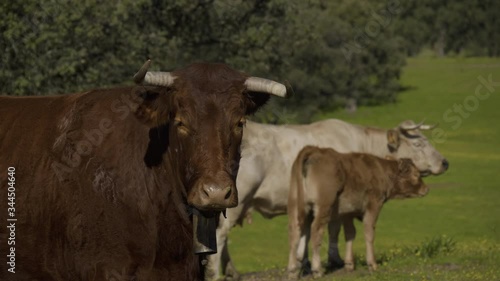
[227, 57, 500, 280]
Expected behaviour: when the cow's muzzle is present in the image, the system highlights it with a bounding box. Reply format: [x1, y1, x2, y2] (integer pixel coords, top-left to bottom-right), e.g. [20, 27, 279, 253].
[418, 184, 430, 197]
[189, 183, 238, 211]
[442, 159, 449, 171]
[424, 158, 449, 176]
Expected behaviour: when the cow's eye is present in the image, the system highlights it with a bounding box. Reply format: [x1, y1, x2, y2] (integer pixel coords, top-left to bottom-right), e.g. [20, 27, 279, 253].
[237, 118, 246, 128]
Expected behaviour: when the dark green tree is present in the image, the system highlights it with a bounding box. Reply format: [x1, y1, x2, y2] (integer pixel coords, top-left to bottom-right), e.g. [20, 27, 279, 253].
[393, 0, 500, 57]
[1, 0, 408, 123]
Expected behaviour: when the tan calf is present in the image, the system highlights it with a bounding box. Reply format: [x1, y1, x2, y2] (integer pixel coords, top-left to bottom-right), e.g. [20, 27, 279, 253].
[287, 146, 428, 279]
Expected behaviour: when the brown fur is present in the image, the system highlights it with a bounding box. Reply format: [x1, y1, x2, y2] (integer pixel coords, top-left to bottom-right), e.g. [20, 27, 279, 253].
[287, 146, 428, 279]
[0, 63, 271, 280]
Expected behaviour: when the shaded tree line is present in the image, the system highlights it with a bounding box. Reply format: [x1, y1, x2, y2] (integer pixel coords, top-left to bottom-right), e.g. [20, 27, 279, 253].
[0, 0, 497, 122]
[395, 0, 500, 57]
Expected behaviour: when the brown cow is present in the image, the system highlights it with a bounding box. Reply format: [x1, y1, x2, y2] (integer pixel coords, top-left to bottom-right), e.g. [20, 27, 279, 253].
[0, 61, 286, 280]
[287, 146, 428, 279]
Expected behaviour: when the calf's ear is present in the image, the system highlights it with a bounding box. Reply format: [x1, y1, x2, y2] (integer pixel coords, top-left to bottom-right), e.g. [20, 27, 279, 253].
[132, 86, 171, 127]
[387, 129, 400, 152]
[398, 158, 413, 174]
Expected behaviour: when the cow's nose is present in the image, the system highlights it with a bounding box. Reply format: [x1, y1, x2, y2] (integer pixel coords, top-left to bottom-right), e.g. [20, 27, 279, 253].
[199, 184, 236, 209]
[442, 159, 449, 170]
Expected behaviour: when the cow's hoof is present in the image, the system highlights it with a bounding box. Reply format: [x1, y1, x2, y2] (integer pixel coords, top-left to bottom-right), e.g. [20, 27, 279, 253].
[287, 269, 300, 280]
[326, 259, 345, 271]
[300, 261, 312, 276]
[223, 273, 240, 281]
[204, 267, 217, 280]
[368, 263, 378, 272]
[301, 260, 312, 275]
[344, 262, 355, 271]
[312, 270, 323, 279]
[224, 266, 240, 281]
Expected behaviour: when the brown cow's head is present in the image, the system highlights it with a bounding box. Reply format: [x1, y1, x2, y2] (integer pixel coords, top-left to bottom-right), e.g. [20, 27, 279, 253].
[132, 61, 286, 212]
[386, 120, 449, 176]
[390, 158, 429, 199]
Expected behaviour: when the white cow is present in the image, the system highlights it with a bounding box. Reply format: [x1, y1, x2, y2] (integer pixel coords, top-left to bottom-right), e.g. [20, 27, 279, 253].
[208, 119, 448, 280]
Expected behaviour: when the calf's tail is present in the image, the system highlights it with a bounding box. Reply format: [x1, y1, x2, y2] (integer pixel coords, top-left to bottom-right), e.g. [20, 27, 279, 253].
[289, 145, 319, 226]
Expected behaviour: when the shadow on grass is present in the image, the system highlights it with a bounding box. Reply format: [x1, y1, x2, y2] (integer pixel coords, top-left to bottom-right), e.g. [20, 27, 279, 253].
[398, 85, 418, 93]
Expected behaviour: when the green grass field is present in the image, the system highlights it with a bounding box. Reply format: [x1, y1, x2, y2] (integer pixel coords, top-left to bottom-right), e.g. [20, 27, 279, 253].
[227, 56, 500, 280]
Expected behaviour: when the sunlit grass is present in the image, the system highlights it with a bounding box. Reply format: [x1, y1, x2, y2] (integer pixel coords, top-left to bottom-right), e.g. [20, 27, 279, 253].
[227, 56, 500, 280]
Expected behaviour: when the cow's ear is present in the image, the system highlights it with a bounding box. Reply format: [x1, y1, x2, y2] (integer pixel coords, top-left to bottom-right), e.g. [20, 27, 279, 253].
[133, 86, 170, 127]
[398, 158, 413, 174]
[244, 92, 271, 115]
[387, 129, 400, 152]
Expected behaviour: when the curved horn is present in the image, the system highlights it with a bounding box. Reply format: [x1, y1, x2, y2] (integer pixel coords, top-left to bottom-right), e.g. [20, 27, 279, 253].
[133, 60, 176, 87]
[399, 120, 424, 131]
[244, 77, 287, 97]
[133, 60, 152, 84]
[419, 123, 438, 130]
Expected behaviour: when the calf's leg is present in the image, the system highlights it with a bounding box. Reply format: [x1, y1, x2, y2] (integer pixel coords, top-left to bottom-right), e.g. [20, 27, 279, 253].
[363, 210, 380, 271]
[343, 217, 356, 271]
[310, 206, 332, 278]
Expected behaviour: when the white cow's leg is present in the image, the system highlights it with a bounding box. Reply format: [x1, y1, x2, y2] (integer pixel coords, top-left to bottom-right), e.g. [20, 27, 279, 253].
[327, 219, 344, 269]
[207, 214, 230, 280]
[209, 207, 244, 281]
[221, 241, 240, 281]
[343, 217, 356, 271]
[363, 210, 380, 271]
[222, 207, 246, 281]
[296, 234, 307, 263]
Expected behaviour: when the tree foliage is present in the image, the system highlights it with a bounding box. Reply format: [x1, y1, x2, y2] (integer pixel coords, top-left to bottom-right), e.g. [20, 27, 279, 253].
[1, 0, 495, 122]
[394, 0, 500, 57]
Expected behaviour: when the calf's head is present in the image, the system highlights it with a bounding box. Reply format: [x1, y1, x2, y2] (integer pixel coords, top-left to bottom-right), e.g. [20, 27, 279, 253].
[390, 158, 429, 199]
[133, 61, 286, 212]
[387, 120, 449, 176]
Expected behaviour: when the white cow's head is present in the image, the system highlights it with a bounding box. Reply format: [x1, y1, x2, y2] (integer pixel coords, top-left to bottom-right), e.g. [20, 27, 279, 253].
[386, 120, 448, 176]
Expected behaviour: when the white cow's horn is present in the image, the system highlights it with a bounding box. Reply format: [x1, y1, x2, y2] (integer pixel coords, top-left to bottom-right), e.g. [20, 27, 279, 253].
[400, 120, 425, 131]
[244, 77, 287, 97]
[133, 60, 176, 86]
[419, 123, 438, 130]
